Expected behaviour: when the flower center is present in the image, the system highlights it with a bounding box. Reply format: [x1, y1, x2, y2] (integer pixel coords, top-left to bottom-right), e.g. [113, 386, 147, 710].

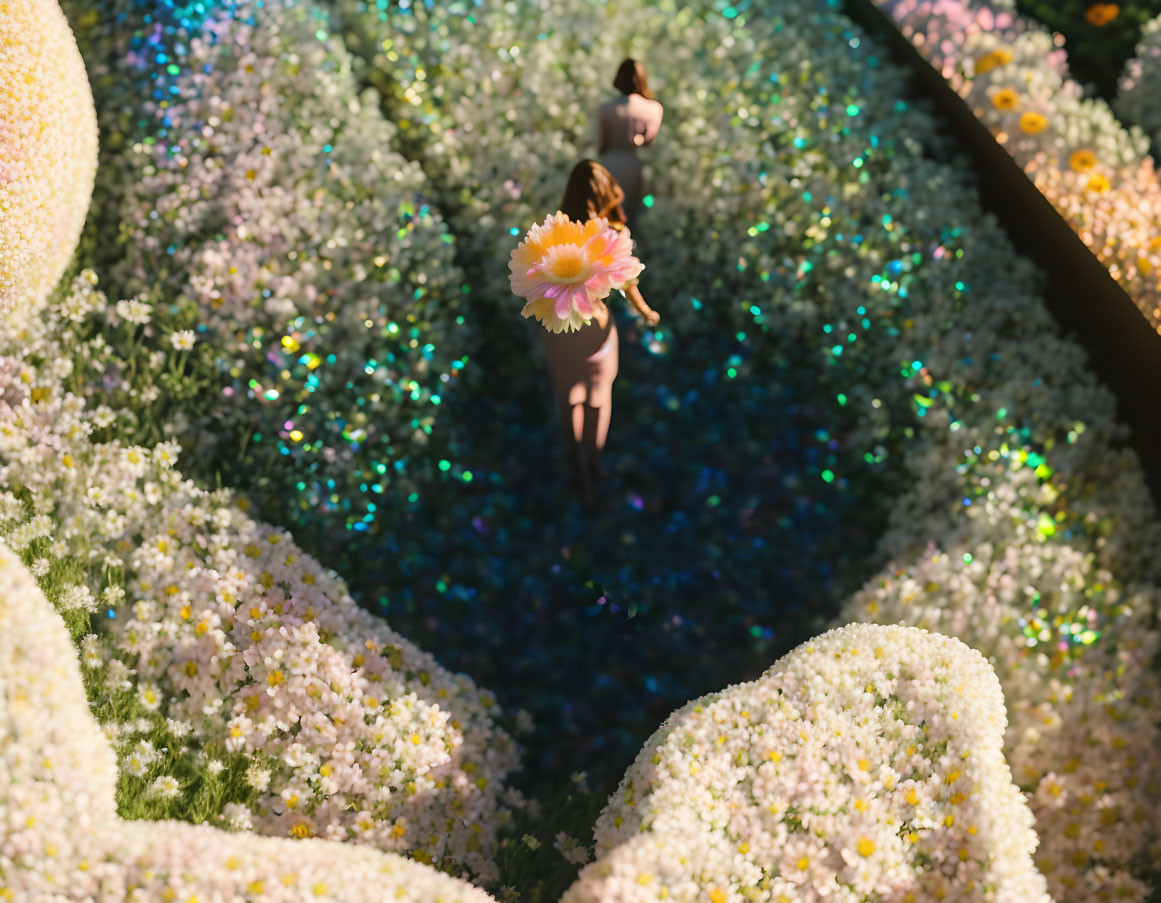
[547, 246, 587, 282]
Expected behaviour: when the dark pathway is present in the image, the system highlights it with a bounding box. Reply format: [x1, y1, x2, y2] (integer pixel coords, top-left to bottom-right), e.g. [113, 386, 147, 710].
[325, 275, 894, 793]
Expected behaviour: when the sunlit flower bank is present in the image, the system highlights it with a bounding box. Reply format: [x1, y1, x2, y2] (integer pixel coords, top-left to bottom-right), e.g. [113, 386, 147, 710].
[565, 624, 1049, 903]
[876, 0, 1161, 329]
[0, 271, 522, 883]
[0, 0, 98, 311]
[0, 542, 496, 902]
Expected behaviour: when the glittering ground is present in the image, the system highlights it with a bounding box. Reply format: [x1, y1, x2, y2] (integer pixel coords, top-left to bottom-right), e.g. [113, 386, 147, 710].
[324, 282, 893, 791]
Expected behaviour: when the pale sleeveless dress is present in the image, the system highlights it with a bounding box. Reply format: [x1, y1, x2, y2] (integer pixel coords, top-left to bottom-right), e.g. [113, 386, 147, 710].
[540, 222, 635, 410]
[597, 94, 663, 229]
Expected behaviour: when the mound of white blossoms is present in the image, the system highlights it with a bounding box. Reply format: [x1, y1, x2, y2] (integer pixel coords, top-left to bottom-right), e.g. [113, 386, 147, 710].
[0, 541, 495, 901]
[0, 0, 98, 310]
[563, 624, 1049, 903]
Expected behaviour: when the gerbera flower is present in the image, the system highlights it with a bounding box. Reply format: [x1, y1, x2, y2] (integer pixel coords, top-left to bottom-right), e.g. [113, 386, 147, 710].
[510, 212, 644, 333]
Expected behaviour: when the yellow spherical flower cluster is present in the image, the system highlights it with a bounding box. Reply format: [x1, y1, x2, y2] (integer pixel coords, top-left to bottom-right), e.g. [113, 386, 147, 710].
[0, 0, 98, 312]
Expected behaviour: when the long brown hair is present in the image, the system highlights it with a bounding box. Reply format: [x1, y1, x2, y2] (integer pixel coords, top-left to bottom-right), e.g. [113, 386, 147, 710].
[560, 160, 626, 225]
[613, 58, 654, 100]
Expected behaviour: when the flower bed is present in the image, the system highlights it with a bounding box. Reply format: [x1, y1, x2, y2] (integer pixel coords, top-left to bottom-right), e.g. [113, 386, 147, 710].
[0, 0, 97, 310]
[0, 269, 522, 883]
[566, 624, 1051, 903]
[62, 0, 475, 549]
[0, 541, 496, 902]
[1118, 12, 1161, 145]
[873, 0, 1161, 330]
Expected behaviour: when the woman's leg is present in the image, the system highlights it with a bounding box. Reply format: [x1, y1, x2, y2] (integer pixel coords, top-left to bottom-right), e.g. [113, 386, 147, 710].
[559, 398, 594, 505]
[582, 402, 613, 481]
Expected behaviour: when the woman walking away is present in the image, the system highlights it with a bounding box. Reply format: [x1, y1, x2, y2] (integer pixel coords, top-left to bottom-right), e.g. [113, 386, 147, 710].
[512, 161, 660, 509]
[597, 59, 663, 231]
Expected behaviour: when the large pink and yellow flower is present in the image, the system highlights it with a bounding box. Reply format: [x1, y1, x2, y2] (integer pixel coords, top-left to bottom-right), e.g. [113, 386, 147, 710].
[510, 212, 644, 333]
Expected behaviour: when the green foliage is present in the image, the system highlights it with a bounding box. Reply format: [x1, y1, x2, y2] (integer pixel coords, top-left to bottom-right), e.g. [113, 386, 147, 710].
[4, 493, 262, 832]
[1015, 0, 1161, 97]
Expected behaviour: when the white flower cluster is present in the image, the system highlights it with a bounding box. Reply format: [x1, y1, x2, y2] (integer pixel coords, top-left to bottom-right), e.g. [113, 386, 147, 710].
[0, 270, 521, 882]
[564, 624, 1048, 903]
[68, 0, 472, 532]
[841, 543, 1160, 902]
[1117, 14, 1161, 145]
[0, 0, 98, 312]
[877, 0, 1161, 329]
[0, 542, 495, 902]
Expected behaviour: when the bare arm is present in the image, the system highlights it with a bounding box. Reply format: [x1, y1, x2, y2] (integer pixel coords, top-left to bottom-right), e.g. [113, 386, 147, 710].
[643, 102, 663, 146]
[624, 283, 660, 326]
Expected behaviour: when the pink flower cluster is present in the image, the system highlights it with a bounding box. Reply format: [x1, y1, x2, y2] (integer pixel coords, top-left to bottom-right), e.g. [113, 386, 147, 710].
[510, 212, 644, 333]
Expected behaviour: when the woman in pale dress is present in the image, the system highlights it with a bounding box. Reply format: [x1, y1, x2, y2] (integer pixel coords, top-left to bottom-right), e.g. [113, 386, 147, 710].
[541, 160, 660, 509]
[597, 59, 664, 231]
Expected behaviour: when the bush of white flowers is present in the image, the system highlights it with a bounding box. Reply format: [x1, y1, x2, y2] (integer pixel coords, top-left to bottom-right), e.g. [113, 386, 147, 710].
[0, 271, 522, 882]
[564, 624, 1050, 903]
[0, 541, 497, 901]
[876, 0, 1161, 329]
[63, 0, 474, 540]
[0, 0, 98, 311]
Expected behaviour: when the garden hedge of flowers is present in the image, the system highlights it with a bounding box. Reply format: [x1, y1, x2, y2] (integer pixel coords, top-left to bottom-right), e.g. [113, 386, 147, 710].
[0, 543, 495, 900]
[874, 0, 1161, 331]
[565, 625, 1051, 902]
[1118, 11, 1161, 146]
[4, 0, 1161, 900]
[62, 0, 478, 549]
[0, 0, 96, 311]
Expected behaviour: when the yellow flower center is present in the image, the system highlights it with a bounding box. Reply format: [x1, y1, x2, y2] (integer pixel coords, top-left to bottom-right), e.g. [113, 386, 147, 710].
[1069, 150, 1097, 173]
[547, 246, 588, 282]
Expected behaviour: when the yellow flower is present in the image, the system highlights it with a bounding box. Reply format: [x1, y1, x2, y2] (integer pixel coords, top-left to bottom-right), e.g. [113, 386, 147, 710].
[1069, 149, 1097, 173]
[974, 52, 999, 75]
[510, 212, 643, 334]
[974, 48, 1013, 75]
[1087, 173, 1111, 194]
[1018, 111, 1047, 134]
[1085, 3, 1119, 26]
[991, 89, 1019, 111]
